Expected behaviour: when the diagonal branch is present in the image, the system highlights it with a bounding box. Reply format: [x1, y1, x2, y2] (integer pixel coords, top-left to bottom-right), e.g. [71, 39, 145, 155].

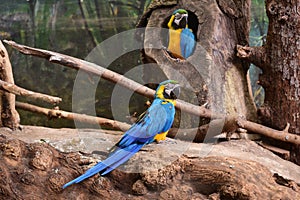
[3, 40, 217, 119]
[5, 40, 300, 146]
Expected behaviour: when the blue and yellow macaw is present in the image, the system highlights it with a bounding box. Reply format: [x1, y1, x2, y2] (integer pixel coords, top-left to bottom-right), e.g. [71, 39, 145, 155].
[63, 80, 180, 189]
[167, 9, 196, 59]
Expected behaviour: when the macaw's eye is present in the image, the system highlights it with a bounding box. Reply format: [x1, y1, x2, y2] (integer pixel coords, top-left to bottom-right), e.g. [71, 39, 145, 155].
[175, 13, 181, 20]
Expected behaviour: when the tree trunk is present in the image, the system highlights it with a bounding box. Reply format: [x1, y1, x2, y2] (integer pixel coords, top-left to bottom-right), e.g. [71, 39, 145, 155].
[137, 0, 257, 134]
[263, 0, 300, 164]
[0, 41, 19, 129]
[237, 0, 300, 164]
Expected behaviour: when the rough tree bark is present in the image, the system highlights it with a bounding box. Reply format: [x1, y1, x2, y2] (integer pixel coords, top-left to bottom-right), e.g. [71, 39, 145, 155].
[237, 0, 300, 164]
[137, 0, 257, 134]
[0, 41, 19, 129]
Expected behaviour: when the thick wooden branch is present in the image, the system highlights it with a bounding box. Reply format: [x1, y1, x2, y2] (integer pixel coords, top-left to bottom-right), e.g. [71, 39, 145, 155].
[16, 102, 131, 131]
[5, 40, 300, 146]
[237, 118, 300, 145]
[0, 41, 19, 129]
[0, 80, 61, 104]
[236, 45, 267, 69]
[169, 116, 300, 145]
[4, 40, 217, 119]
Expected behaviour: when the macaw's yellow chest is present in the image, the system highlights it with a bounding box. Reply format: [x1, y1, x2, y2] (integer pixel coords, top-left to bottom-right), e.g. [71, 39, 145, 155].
[168, 29, 183, 59]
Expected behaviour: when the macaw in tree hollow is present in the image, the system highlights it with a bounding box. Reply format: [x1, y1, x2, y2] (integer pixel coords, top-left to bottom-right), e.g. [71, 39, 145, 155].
[63, 80, 180, 189]
[167, 9, 196, 59]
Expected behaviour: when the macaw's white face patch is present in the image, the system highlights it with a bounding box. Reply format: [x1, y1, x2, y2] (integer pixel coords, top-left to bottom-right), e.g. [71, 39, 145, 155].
[174, 13, 188, 26]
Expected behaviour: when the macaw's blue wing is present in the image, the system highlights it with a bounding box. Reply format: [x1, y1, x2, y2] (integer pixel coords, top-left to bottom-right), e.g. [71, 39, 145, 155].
[180, 28, 196, 59]
[63, 102, 173, 189]
[117, 101, 172, 147]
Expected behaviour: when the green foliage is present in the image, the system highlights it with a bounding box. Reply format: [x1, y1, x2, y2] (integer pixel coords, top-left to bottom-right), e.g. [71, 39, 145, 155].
[250, 0, 268, 46]
[249, 0, 267, 108]
[0, 0, 148, 127]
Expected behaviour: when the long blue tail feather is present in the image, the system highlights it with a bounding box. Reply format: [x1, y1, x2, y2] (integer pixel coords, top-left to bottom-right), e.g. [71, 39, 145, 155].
[62, 162, 108, 189]
[101, 143, 144, 175]
[62, 143, 144, 189]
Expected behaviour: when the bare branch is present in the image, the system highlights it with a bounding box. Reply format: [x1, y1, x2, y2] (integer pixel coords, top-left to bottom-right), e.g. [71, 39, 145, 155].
[0, 80, 61, 104]
[6, 40, 300, 146]
[16, 102, 131, 131]
[4, 40, 216, 119]
[0, 41, 19, 129]
[236, 45, 267, 69]
[237, 118, 300, 145]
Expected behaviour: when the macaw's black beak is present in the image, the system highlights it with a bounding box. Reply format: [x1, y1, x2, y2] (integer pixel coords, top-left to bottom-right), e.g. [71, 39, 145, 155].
[184, 15, 188, 22]
[171, 84, 180, 99]
[165, 84, 180, 99]
[179, 15, 188, 28]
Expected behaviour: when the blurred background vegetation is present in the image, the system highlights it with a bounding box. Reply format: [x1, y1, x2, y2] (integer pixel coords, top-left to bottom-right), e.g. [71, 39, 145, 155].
[249, 0, 268, 108]
[0, 0, 266, 128]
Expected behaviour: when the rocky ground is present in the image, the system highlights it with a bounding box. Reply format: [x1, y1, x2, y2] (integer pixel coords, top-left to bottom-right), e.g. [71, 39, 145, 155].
[0, 126, 299, 199]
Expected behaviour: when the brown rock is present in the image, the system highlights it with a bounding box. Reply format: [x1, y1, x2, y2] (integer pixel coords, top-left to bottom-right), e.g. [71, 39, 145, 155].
[29, 143, 53, 170]
[0, 126, 300, 199]
[132, 179, 148, 195]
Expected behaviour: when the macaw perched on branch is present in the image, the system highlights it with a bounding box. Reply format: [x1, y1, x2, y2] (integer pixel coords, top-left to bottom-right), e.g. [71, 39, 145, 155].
[63, 80, 180, 189]
[167, 9, 196, 59]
